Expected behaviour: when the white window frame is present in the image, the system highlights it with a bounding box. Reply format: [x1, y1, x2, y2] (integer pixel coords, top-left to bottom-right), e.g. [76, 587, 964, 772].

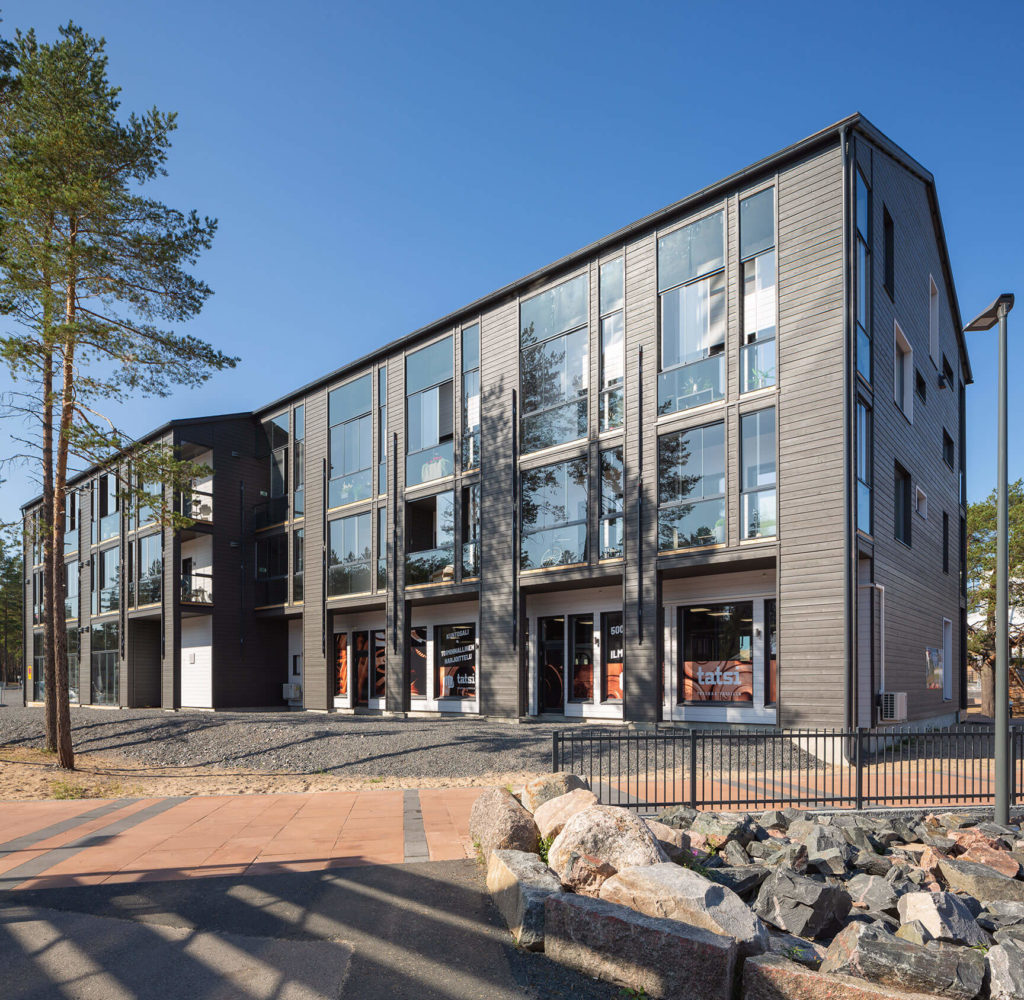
[915, 485, 928, 520]
[893, 321, 914, 422]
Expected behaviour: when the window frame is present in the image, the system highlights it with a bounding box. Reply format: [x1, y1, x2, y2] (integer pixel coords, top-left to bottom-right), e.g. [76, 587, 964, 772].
[894, 462, 912, 547]
[657, 419, 726, 552]
[739, 407, 777, 540]
[328, 373, 374, 509]
[405, 335, 455, 486]
[520, 455, 589, 571]
[739, 186, 777, 395]
[893, 321, 913, 422]
[599, 256, 625, 433]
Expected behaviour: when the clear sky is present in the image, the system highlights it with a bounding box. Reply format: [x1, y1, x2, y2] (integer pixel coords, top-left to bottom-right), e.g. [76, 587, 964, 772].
[1, 0, 1021, 524]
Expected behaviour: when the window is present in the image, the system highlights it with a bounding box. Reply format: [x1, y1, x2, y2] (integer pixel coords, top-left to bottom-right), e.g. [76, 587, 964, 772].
[601, 611, 623, 702]
[520, 274, 589, 453]
[436, 623, 476, 699]
[521, 457, 588, 569]
[31, 569, 44, 625]
[599, 257, 625, 431]
[329, 374, 373, 507]
[377, 367, 388, 494]
[461, 484, 480, 578]
[894, 463, 912, 546]
[855, 170, 872, 382]
[136, 533, 162, 605]
[254, 534, 287, 605]
[328, 513, 372, 596]
[65, 561, 78, 620]
[740, 188, 776, 392]
[406, 337, 454, 486]
[94, 472, 120, 542]
[658, 211, 725, 415]
[658, 421, 725, 550]
[461, 326, 480, 470]
[293, 405, 305, 516]
[740, 408, 777, 539]
[335, 631, 349, 698]
[91, 622, 119, 705]
[409, 627, 427, 699]
[92, 546, 120, 615]
[882, 207, 894, 298]
[600, 445, 624, 559]
[293, 528, 304, 602]
[942, 354, 954, 389]
[929, 277, 940, 365]
[376, 508, 387, 590]
[64, 491, 78, 553]
[943, 429, 955, 469]
[32, 631, 45, 701]
[67, 627, 80, 704]
[915, 486, 928, 520]
[894, 322, 913, 420]
[915, 368, 927, 403]
[679, 602, 753, 703]
[265, 411, 289, 498]
[856, 401, 873, 535]
[765, 599, 778, 705]
[406, 491, 454, 585]
[942, 512, 950, 574]
[568, 615, 594, 702]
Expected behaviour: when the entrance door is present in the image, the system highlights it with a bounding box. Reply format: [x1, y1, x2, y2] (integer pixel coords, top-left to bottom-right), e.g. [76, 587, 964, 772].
[353, 630, 370, 706]
[568, 615, 594, 703]
[538, 617, 565, 712]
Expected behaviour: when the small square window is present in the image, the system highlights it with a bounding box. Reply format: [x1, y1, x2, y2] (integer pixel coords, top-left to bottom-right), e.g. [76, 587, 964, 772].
[915, 486, 928, 520]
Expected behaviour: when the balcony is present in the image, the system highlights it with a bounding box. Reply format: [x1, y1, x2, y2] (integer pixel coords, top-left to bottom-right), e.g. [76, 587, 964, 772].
[406, 547, 455, 586]
[252, 496, 288, 531]
[179, 486, 213, 524]
[254, 575, 287, 607]
[181, 572, 213, 605]
[657, 355, 724, 416]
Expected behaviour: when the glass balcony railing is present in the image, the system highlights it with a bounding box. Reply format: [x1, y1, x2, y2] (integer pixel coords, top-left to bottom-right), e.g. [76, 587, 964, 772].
[181, 572, 213, 605]
[406, 442, 454, 489]
[406, 547, 455, 586]
[252, 496, 288, 530]
[742, 489, 777, 540]
[326, 562, 371, 598]
[520, 523, 587, 571]
[657, 355, 724, 416]
[658, 497, 725, 551]
[741, 339, 776, 393]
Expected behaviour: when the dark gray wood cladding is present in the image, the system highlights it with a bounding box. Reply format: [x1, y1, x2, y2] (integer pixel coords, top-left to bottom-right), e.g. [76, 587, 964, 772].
[18, 115, 970, 731]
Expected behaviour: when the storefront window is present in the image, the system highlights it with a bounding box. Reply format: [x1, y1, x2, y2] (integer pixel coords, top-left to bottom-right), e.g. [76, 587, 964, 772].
[679, 602, 753, 704]
[409, 627, 428, 698]
[372, 629, 386, 699]
[602, 611, 624, 701]
[569, 615, 594, 702]
[334, 631, 348, 698]
[353, 630, 370, 706]
[436, 624, 476, 699]
[766, 599, 778, 705]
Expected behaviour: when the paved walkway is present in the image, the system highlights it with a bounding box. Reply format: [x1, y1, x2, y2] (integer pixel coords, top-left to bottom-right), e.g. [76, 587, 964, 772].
[0, 788, 482, 892]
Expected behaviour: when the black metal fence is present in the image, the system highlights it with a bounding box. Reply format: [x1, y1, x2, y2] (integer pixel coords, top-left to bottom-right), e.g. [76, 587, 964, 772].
[551, 725, 1024, 813]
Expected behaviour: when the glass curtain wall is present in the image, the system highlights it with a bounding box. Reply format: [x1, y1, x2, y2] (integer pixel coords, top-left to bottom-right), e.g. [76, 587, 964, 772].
[658, 211, 725, 415]
[521, 457, 588, 569]
[856, 170, 872, 382]
[658, 421, 725, 550]
[740, 188, 776, 392]
[520, 274, 589, 453]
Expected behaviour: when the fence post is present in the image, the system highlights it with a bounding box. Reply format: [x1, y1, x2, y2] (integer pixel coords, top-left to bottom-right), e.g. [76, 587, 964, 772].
[855, 727, 864, 811]
[689, 728, 698, 810]
[1012, 730, 1018, 808]
[552, 732, 560, 774]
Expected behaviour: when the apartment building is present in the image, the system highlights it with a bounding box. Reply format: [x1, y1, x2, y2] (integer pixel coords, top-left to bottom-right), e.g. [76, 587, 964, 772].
[22, 113, 972, 729]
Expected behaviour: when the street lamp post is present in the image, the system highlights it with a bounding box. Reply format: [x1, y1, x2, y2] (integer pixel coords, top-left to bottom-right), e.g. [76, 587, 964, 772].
[965, 293, 1015, 825]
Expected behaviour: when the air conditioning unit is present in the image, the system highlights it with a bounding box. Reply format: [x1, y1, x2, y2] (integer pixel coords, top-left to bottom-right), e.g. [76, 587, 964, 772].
[879, 691, 908, 723]
[282, 683, 302, 701]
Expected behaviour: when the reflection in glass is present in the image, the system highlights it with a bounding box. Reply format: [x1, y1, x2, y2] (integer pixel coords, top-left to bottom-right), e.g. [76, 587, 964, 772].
[354, 630, 370, 707]
[436, 623, 476, 699]
[91, 622, 119, 705]
[765, 599, 778, 705]
[521, 457, 588, 569]
[740, 408, 776, 539]
[658, 212, 724, 292]
[569, 615, 594, 702]
[372, 629, 386, 700]
[679, 603, 753, 703]
[334, 632, 348, 697]
[601, 611, 624, 701]
[538, 616, 564, 712]
[600, 259, 624, 431]
[462, 325, 480, 470]
[407, 338, 454, 486]
[328, 513, 372, 596]
[409, 627, 427, 699]
[461, 484, 480, 578]
[658, 422, 725, 550]
[406, 491, 455, 585]
[600, 446, 624, 559]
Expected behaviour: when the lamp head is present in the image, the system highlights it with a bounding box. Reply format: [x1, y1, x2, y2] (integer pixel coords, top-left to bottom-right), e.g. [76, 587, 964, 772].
[965, 293, 1014, 332]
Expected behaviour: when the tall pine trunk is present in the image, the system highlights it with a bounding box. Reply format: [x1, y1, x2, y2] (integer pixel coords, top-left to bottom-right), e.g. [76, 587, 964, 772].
[41, 339, 57, 753]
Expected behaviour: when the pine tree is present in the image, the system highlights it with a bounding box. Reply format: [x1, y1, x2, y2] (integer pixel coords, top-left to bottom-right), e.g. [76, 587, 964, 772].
[0, 23, 237, 768]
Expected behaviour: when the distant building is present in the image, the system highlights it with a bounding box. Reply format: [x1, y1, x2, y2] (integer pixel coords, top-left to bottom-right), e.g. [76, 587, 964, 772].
[22, 114, 970, 729]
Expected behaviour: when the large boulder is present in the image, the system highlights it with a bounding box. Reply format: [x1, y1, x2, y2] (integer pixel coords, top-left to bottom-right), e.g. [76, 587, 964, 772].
[744, 953, 963, 1000]
[959, 844, 1020, 879]
[544, 893, 738, 1000]
[753, 867, 851, 940]
[548, 805, 667, 883]
[533, 788, 598, 840]
[847, 874, 900, 916]
[820, 922, 985, 1000]
[804, 824, 847, 855]
[486, 849, 563, 951]
[561, 853, 617, 897]
[978, 899, 1024, 931]
[689, 811, 762, 849]
[600, 863, 769, 958]
[643, 819, 691, 864]
[938, 857, 1024, 904]
[469, 787, 539, 861]
[896, 892, 989, 947]
[710, 865, 769, 900]
[520, 772, 590, 814]
[988, 939, 1024, 1000]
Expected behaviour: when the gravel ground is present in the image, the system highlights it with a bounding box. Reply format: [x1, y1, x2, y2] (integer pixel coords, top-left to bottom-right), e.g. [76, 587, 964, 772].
[0, 704, 826, 779]
[0, 706, 566, 777]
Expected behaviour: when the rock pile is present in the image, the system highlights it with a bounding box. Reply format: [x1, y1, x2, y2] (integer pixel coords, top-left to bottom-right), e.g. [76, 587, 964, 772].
[470, 778, 1024, 999]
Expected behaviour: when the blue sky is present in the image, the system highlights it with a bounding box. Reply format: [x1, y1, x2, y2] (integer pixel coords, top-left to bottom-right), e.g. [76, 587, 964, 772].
[1, 0, 1022, 523]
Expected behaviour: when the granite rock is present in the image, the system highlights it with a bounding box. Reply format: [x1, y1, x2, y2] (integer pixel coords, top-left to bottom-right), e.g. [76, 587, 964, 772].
[896, 891, 989, 947]
[533, 788, 598, 840]
[486, 849, 563, 951]
[469, 787, 540, 861]
[938, 856, 1024, 904]
[548, 805, 667, 884]
[987, 939, 1024, 1000]
[521, 772, 590, 814]
[753, 867, 852, 940]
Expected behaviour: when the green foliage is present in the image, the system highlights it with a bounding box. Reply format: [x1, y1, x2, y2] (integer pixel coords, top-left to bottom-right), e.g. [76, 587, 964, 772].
[0, 525, 22, 684]
[49, 778, 89, 799]
[537, 834, 554, 865]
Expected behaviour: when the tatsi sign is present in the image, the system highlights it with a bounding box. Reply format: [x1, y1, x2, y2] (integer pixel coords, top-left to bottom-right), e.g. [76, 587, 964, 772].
[437, 623, 476, 699]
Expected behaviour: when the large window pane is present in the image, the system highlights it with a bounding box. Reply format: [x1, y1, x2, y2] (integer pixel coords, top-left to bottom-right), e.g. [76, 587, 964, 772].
[521, 457, 587, 569]
[740, 408, 776, 539]
[376, 508, 387, 590]
[658, 211, 724, 292]
[137, 533, 162, 605]
[857, 402, 873, 535]
[65, 560, 79, 620]
[740, 188, 774, 260]
[658, 422, 725, 550]
[293, 405, 305, 516]
[461, 484, 480, 578]
[378, 367, 387, 494]
[329, 376, 373, 508]
[569, 614, 594, 702]
[406, 491, 455, 585]
[93, 546, 120, 614]
[600, 446, 624, 560]
[254, 533, 287, 605]
[520, 273, 588, 348]
[679, 603, 754, 703]
[436, 623, 476, 699]
[293, 528, 304, 602]
[601, 611, 624, 702]
[407, 338, 454, 485]
[741, 248, 776, 393]
[91, 622, 119, 706]
[406, 336, 453, 395]
[328, 513, 372, 595]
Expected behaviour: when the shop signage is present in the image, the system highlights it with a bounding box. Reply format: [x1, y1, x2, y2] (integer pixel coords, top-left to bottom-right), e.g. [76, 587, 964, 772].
[438, 623, 476, 699]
